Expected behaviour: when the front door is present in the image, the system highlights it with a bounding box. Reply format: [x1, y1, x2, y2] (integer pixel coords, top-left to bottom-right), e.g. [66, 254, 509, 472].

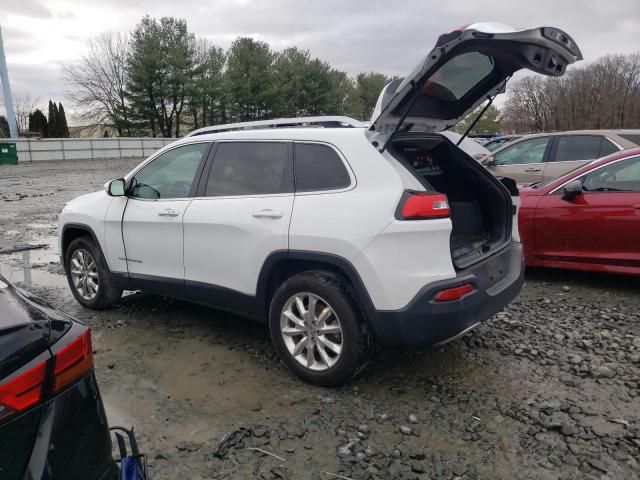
[183, 141, 294, 314]
[535, 155, 640, 268]
[121, 142, 210, 289]
[487, 136, 551, 184]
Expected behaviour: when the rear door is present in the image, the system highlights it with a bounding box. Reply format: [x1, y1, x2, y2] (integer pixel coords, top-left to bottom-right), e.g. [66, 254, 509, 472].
[183, 141, 293, 313]
[542, 135, 620, 181]
[121, 142, 210, 288]
[487, 136, 552, 184]
[367, 23, 582, 146]
[535, 155, 640, 268]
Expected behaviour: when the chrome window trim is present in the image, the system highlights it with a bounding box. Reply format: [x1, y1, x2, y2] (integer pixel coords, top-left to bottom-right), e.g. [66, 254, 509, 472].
[193, 139, 356, 199]
[492, 161, 546, 166]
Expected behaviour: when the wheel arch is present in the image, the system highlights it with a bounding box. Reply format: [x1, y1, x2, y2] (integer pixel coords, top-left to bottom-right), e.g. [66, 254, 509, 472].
[61, 224, 108, 273]
[256, 251, 377, 323]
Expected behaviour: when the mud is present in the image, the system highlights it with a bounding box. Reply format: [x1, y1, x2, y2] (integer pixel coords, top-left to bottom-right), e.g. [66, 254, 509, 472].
[1, 160, 639, 479]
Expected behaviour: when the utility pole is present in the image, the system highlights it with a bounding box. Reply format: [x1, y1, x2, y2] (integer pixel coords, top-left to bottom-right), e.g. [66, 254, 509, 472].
[0, 25, 18, 138]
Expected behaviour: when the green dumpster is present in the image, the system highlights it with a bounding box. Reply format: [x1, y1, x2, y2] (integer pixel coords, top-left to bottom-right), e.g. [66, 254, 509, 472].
[0, 142, 18, 165]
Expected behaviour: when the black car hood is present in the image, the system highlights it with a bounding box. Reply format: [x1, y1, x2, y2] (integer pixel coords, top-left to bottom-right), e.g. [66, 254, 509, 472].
[0, 275, 72, 379]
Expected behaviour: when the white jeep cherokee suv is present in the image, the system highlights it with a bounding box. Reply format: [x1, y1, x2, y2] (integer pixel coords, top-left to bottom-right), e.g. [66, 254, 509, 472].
[59, 24, 581, 385]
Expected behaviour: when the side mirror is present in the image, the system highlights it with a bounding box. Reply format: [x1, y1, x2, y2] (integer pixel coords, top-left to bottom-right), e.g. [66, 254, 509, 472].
[107, 178, 126, 197]
[561, 179, 583, 200]
[483, 156, 495, 166]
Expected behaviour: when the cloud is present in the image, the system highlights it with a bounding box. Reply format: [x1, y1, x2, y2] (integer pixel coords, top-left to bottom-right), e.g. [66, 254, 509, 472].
[1, 0, 639, 119]
[1, 1, 53, 19]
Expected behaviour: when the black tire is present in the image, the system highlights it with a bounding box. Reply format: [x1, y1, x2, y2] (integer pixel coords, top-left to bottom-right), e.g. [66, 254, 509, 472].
[269, 270, 369, 387]
[65, 236, 122, 310]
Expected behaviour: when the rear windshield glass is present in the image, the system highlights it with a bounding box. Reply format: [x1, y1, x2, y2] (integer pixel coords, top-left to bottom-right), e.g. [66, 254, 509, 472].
[421, 52, 495, 102]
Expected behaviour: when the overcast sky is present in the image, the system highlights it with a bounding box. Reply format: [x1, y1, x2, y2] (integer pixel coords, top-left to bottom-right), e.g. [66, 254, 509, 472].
[1, 0, 639, 120]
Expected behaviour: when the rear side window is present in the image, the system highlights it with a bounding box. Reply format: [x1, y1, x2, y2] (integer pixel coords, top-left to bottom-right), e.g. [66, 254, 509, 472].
[599, 139, 619, 157]
[294, 143, 351, 192]
[553, 136, 602, 162]
[204, 142, 292, 196]
[619, 134, 640, 146]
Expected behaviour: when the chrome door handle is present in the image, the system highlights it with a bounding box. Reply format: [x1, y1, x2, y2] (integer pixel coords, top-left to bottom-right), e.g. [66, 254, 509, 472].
[524, 168, 542, 172]
[252, 209, 283, 219]
[158, 208, 179, 217]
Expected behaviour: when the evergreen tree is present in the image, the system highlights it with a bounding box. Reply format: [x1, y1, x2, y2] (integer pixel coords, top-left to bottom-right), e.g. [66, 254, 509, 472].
[347, 72, 393, 120]
[0, 116, 9, 138]
[47, 100, 59, 138]
[29, 109, 48, 137]
[57, 102, 70, 138]
[224, 37, 275, 121]
[454, 104, 503, 135]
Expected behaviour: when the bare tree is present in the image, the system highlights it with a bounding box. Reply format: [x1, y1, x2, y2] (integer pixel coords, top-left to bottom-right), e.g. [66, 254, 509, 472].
[503, 53, 640, 133]
[62, 32, 131, 136]
[13, 93, 39, 133]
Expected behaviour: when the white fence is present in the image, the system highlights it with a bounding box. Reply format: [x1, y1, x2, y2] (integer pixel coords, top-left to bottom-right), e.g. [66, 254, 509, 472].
[14, 137, 176, 162]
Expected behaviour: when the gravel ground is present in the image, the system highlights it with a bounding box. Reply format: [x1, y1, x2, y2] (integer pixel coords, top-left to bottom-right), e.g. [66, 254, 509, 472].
[1, 159, 639, 480]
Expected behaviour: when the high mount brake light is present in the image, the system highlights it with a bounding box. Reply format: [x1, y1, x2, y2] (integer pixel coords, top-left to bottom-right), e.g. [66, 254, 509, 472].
[53, 329, 93, 393]
[399, 192, 450, 220]
[0, 362, 47, 421]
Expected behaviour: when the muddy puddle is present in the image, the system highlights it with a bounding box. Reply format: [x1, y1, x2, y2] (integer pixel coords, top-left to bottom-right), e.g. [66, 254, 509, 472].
[0, 239, 66, 288]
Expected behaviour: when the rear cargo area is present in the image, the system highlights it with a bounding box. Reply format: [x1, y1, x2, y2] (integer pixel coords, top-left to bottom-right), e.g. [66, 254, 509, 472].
[389, 134, 512, 269]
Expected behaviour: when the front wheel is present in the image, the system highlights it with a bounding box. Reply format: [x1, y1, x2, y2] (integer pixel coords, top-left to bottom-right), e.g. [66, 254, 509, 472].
[269, 271, 368, 386]
[65, 237, 122, 310]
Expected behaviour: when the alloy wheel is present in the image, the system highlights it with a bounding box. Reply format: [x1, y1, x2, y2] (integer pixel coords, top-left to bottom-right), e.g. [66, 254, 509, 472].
[70, 249, 99, 301]
[280, 292, 343, 371]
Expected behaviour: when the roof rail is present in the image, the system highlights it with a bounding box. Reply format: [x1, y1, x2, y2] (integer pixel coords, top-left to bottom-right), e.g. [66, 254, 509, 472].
[187, 116, 365, 137]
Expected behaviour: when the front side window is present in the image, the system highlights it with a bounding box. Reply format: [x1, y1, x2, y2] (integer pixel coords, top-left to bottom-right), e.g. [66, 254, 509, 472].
[294, 143, 351, 192]
[553, 136, 603, 162]
[582, 156, 640, 192]
[130, 143, 209, 199]
[494, 137, 550, 166]
[204, 142, 292, 196]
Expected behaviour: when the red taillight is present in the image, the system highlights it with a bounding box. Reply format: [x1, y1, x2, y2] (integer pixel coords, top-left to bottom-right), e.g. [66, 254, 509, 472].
[434, 283, 474, 302]
[0, 361, 46, 420]
[399, 192, 450, 220]
[53, 329, 93, 393]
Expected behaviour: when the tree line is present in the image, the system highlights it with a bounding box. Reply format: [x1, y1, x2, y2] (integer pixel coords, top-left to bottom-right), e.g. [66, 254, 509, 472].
[0, 99, 70, 138]
[503, 53, 640, 133]
[63, 16, 394, 138]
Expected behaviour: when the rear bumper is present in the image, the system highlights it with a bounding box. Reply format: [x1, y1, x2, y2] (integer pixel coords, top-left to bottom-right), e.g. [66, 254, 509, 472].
[369, 242, 524, 347]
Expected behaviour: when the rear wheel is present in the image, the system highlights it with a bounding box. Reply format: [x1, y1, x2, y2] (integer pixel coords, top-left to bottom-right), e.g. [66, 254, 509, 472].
[269, 271, 368, 386]
[65, 237, 122, 310]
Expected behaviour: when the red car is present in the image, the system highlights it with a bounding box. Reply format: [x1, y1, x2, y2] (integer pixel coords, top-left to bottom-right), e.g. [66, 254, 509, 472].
[519, 147, 640, 276]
